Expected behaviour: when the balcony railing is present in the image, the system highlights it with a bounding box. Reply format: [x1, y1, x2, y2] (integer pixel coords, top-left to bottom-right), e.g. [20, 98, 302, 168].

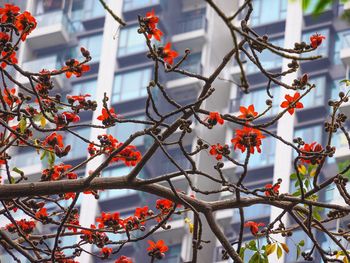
[21, 55, 61, 72]
[35, 10, 75, 33]
[123, 0, 160, 12]
[175, 13, 207, 35]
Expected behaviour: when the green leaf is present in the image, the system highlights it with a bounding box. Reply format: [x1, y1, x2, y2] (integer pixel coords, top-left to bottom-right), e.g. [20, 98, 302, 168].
[239, 247, 245, 261]
[312, 209, 322, 221]
[297, 245, 301, 259]
[299, 240, 305, 247]
[12, 167, 24, 176]
[48, 151, 55, 167]
[9, 176, 15, 184]
[40, 150, 47, 160]
[292, 189, 301, 196]
[312, 0, 332, 15]
[249, 252, 260, 263]
[302, 0, 311, 10]
[19, 117, 27, 134]
[290, 173, 297, 179]
[277, 245, 283, 259]
[340, 79, 350, 87]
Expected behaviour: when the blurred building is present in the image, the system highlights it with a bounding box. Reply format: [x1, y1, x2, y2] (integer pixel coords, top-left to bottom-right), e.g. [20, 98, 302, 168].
[3, 0, 350, 262]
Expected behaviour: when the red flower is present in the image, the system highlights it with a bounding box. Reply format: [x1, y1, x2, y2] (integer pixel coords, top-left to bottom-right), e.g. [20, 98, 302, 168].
[280, 92, 303, 115]
[231, 126, 265, 154]
[115, 256, 133, 263]
[0, 4, 20, 23]
[44, 132, 64, 148]
[66, 94, 91, 103]
[0, 32, 10, 43]
[2, 88, 19, 106]
[64, 192, 76, 200]
[101, 247, 112, 258]
[134, 206, 149, 223]
[63, 59, 90, 78]
[6, 219, 36, 234]
[55, 112, 80, 129]
[144, 9, 163, 41]
[97, 108, 118, 123]
[1, 51, 18, 68]
[35, 207, 48, 220]
[206, 112, 224, 126]
[114, 145, 142, 166]
[310, 33, 326, 49]
[96, 212, 121, 230]
[244, 221, 265, 235]
[238, 104, 258, 119]
[161, 42, 178, 65]
[264, 184, 280, 197]
[41, 164, 74, 181]
[147, 240, 168, 254]
[67, 212, 80, 233]
[156, 199, 174, 221]
[300, 142, 323, 164]
[209, 143, 229, 160]
[15, 11, 37, 41]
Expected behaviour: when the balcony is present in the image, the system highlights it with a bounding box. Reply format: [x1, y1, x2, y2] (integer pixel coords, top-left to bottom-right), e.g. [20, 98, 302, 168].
[340, 31, 350, 66]
[123, 0, 160, 12]
[17, 55, 66, 91]
[172, 12, 207, 52]
[27, 10, 75, 49]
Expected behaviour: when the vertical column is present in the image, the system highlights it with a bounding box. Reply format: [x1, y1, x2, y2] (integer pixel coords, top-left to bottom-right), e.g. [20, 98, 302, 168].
[270, 0, 302, 262]
[78, 0, 122, 262]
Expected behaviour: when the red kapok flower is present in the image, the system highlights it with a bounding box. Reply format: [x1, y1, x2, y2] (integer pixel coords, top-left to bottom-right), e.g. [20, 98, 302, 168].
[238, 104, 258, 119]
[6, 219, 36, 234]
[264, 184, 280, 197]
[115, 256, 133, 263]
[310, 33, 326, 49]
[209, 143, 229, 160]
[0, 32, 10, 43]
[300, 141, 323, 164]
[97, 108, 118, 123]
[147, 240, 168, 254]
[101, 247, 112, 258]
[67, 94, 91, 103]
[206, 112, 224, 126]
[134, 206, 149, 222]
[64, 192, 76, 200]
[1, 51, 18, 68]
[96, 212, 121, 230]
[44, 132, 64, 148]
[3, 88, 19, 106]
[15, 11, 37, 41]
[161, 42, 178, 65]
[35, 207, 48, 220]
[280, 92, 303, 115]
[63, 59, 90, 78]
[144, 9, 163, 41]
[145, 9, 159, 28]
[231, 126, 265, 154]
[244, 221, 265, 235]
[0, 4, 20, 23]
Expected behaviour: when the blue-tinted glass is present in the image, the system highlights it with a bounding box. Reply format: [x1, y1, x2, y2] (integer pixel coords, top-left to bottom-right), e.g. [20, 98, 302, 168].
[300, 76, 326, 108]
[302, 29, 329, 57]
[333, 33, 341, 64]
[62, 128, 90, 160]
[176, 9, 206, 34]
[108, 116, 145, 146]
[246, 38, 284, 73]
[112, 68, 151, 102]
[294, 125, 322, 144]
[123, 0, 159, 11]
[79, 34, 103, 62]
[70, 79, 97, 101]
[118, 26, 147, 57]
[251, 0, 287, 26]
[286, 230, 313, 262]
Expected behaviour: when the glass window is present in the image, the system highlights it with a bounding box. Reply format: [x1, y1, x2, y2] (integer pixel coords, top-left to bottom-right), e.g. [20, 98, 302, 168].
[234, 135, 275, 168]
[246, 38, 284, 74]
[78, 34, 103, 63]
[176, 9, 206, 34]
[108, 116, 145, 146]
[99, 166, 136, 200]
[302, 29, 329, 57]
[234, 86, 280, 117]
[250, 0, 287, 26]
[62, 128, 90, 160]
[123, 0, 160, 11]
[112, 68, 151, 102]
[300, 76, 326, 108]
[69, 79, 97, 101]
[294, 125, 322, 144]
[118, 25, 147, 57]
[72, 0, 104, 20]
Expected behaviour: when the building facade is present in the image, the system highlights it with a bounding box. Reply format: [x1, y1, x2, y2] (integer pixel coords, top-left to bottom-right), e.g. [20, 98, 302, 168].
[2, 0, 350, 262]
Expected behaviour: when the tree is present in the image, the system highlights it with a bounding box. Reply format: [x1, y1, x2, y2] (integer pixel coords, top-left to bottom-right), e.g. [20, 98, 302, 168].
[0, 1, 349, 263]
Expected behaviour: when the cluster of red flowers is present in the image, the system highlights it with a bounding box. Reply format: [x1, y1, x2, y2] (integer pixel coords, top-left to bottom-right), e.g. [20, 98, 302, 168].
[300, 141, 323, 164]
[231, 126, 265, 154]
[144, 9, 163, 41]
[62, 59, 90, 78]
[41, 163, 77, 181]
[3, 88, 19, 106]
[81, 224, 109, 248]
[88, 134, 142, 166]
[35, 207, 48, 221]
[54, 111, 80, 129]
[280, 92, 304, 115]
[43, 132, 71, 158]
[97, 107, 118, 126]
[209, 143, 229, 160]
[147, 240, 168, 259]
[96, 212, 122, 230]
[206, 112, 224, 127]
[115, 256, 133, 263]
[264, 183, 280, 197]
[310, 33, 326, 49]
[6, 219, 36, 234]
